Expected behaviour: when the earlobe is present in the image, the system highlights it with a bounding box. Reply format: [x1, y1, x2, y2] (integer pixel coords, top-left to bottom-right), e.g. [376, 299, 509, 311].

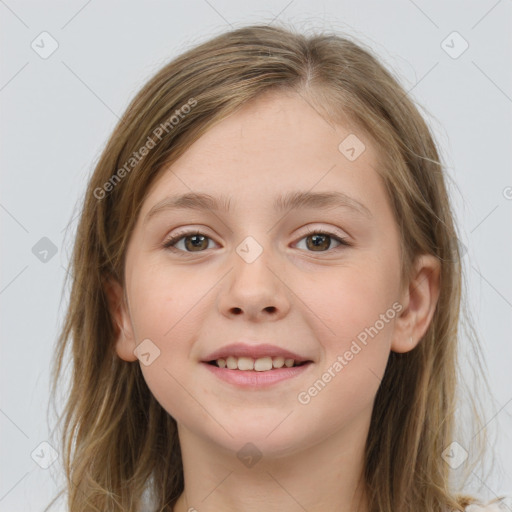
[391, 254, 441, 354]
[104, 277, 138, 362]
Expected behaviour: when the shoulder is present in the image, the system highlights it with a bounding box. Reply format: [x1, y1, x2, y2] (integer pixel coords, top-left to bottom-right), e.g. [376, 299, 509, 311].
[464, 496, 511, 511]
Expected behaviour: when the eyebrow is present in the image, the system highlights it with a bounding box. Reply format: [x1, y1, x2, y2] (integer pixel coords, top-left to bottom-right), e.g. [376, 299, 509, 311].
[144, 190, 373, 223]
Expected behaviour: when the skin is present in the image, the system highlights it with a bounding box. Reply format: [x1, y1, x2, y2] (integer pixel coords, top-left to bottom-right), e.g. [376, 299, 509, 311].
[106, 90, 440, 512]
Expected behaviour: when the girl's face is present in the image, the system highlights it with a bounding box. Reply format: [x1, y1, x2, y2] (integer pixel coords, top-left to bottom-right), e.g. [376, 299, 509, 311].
[110, 90, 435, 457]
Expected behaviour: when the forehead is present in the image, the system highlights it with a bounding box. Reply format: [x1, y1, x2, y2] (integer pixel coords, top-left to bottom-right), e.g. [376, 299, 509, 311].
[142, 91, 386, 216]
[183, 91, 376, 164]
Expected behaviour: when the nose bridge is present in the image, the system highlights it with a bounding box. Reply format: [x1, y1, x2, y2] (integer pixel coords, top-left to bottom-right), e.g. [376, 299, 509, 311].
[232, 234, 277, 294]
[235, 234, 267, 266]
[218, 234, 289, 319]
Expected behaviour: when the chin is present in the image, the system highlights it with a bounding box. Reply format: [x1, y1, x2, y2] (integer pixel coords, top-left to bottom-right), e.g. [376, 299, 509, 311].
[199, 415, 313, 461]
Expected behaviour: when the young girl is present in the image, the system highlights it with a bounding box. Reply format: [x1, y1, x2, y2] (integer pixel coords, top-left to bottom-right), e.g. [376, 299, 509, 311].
[47, 23, 508, 512]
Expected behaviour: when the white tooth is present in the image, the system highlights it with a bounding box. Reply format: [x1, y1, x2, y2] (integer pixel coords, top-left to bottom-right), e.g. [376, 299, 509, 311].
[237, 357, 254, 371]
[272, 356, 285, 368]
[254, 357, 273, 371]
[217, 358, 226, 368]
[284, 358, 295, 368]
[226, 356, 238, 370]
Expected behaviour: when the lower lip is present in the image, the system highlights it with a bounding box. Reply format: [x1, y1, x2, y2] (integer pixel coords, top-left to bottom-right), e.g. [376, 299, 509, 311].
[202, 362, 313, 388]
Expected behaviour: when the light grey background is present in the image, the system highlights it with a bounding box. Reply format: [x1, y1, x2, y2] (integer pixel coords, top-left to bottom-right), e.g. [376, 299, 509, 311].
[1, 1, 511, 510]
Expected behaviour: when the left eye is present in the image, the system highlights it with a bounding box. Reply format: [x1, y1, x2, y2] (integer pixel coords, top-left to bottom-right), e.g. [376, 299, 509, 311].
[162, 230, 351, 254]
[294, 231, 351, 252]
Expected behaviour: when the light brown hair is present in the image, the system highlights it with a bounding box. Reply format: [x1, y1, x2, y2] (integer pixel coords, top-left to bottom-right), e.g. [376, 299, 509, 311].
[47, 23, 497, 512]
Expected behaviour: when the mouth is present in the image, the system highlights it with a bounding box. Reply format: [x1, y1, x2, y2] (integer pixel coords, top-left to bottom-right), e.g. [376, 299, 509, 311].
[202, 359, 313, 388]
[201, 343, 314, 388]
[206, 356, 310, 371]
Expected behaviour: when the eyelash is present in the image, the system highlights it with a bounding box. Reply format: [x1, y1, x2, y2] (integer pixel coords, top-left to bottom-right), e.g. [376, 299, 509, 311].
[161, 227, 352, 256]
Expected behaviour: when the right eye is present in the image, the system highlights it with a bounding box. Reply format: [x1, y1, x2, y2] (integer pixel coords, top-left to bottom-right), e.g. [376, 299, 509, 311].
[162, 230, 218, 254]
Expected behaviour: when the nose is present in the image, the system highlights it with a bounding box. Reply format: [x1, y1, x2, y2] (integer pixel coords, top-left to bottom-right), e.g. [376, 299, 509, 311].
[217, 244, 291, 322]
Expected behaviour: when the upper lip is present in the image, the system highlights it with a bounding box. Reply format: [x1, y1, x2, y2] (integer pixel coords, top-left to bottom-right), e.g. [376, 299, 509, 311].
[202, 343, 312, 363]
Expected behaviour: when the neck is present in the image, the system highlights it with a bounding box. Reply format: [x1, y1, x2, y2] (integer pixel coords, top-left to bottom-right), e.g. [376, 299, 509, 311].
[172, 409, 371, 512]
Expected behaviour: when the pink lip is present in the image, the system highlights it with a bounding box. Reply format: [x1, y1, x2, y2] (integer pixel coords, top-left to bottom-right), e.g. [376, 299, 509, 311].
[202, 343, 311, 363]
[202, 361, 313, 388]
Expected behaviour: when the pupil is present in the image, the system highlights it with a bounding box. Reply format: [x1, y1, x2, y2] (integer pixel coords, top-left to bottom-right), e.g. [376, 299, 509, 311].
[186, 235, 207, 251]
[308, 234, 329, 251]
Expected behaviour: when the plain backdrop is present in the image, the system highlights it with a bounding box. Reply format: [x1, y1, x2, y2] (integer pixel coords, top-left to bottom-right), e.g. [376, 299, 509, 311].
[1, 1, 511, 510]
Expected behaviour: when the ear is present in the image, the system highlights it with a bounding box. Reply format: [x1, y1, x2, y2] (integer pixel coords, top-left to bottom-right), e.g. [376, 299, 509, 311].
[104, 277, 138, 362]
[391, 254, 441, 353]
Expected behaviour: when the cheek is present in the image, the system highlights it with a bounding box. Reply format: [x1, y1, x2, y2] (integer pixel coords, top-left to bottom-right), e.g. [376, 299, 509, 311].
[298, 258, 400, 348]
[126, 262, 210, 419]
[294, 265, 397, 424]
[139, 355, 215, 438]
[128, 259, 208, 338]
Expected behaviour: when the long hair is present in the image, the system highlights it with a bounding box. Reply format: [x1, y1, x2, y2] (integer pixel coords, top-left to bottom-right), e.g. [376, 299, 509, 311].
[46, 23, 496, 512]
